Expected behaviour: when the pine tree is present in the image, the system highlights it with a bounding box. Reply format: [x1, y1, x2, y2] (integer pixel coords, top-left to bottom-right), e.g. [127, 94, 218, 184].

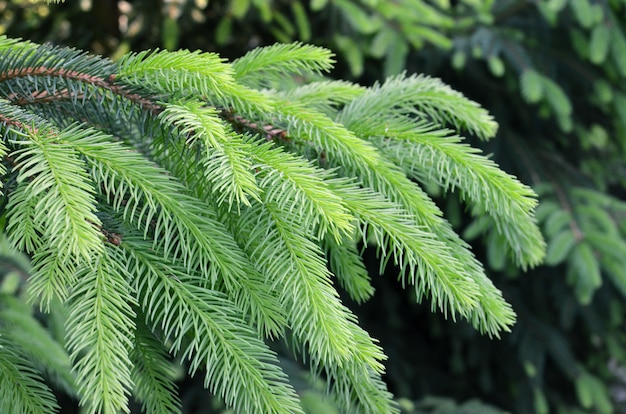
[0, 35, 544, 413]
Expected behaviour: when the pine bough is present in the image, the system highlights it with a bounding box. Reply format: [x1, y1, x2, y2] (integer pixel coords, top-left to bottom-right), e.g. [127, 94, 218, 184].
[0, 37, 545, 413]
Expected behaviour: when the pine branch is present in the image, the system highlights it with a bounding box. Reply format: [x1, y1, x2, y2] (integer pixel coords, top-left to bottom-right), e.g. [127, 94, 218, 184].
[221, 86, 518, 334]
[365, 117, 545, 268]
[232, 42, 335, 87]
[159, 100, 261, 209]
[67, 129, 286, 336]
[280, 80, 366, 114]
[65, 247, 137, 414]
[236, 200, 384, 369]
[0, 296, 76, 396]
[0, 38, 546, 412]
[115, 49, 234, 100]
[329, 180, 480, 315]
[328, 361, 399, 414]
[323, 235, 374, 304]
[234, 200, 394, 410]
[0, 338, 59, 414]
[10, 132, 102, 261]
[249, 138, 355, 240]
[121, 237, 303, 414]
[339, 73, 499, 140]
[5, 180, 45, 256]
[0, 45, 161, 115]
[130, 319, 182, 414]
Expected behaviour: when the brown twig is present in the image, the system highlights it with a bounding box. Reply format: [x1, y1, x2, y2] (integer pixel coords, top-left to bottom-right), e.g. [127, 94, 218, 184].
[0, 66, 163, 115]
[101, 227, 123, 246]
[0, 112, 40, 136]
[219, 110, 289, 142]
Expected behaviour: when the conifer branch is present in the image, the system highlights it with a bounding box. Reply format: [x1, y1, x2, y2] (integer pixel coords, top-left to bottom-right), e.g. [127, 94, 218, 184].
[0, 38, 545, 412]
[122, 237, 302, 414]
[0, 63, 163, 115]
[0, 297, 76, 395]
[65, 248, 137, 414]
[323, 235, 374, 303]
[130, 321, 182, 414]
[0, 340, 60, 414]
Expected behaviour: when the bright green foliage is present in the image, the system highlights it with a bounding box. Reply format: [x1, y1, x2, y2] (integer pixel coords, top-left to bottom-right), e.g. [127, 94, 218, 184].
[66, 249, 136, 413]
[0, 37, 543, 413]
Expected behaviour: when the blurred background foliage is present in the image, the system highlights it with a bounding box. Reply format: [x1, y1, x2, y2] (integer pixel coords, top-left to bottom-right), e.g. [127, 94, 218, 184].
[3, 0, 626, 413]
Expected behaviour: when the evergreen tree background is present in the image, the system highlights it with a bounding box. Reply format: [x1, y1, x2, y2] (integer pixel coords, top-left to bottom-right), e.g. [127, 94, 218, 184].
[1, 0, 626, 413]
